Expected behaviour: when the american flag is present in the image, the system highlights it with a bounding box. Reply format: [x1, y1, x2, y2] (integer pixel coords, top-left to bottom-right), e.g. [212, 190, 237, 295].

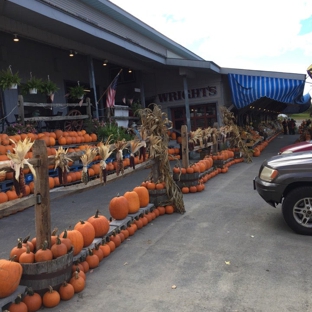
[106, 73, 120, 108]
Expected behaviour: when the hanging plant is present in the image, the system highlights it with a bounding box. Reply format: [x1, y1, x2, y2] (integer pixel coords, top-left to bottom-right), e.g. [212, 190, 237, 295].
[0, 65, 21, 90]
[69, 81, 85, 100]
[41, 75, 59, 102]
[22, 72, 43, 94]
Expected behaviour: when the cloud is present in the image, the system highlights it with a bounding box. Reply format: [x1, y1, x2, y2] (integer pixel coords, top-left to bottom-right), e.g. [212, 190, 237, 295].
[110, 0, 312, 74]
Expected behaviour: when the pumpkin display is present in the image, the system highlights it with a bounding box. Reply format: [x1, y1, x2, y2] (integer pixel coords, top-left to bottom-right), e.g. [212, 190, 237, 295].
[59, 281, 75, 301]
[74, 220, 96, 247]
[124, 190, 140, 213]
[133, 186, 149, 207]
[42, 286, 60, 308]
[0, 258, 23, 298]
[70, 271, 86, 293]
[34, 241, 53, 262]
[87, 210, 110, 237]
[109, 195, 129, 220]
[60, 229, 84, 256]
[22, 287, 42, 312]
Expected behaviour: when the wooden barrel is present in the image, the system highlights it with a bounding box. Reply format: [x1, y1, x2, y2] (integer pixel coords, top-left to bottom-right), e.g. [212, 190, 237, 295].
[148, 189, 169, 207]
[173, 172, 199, 188]
[20, 250, 73, 295]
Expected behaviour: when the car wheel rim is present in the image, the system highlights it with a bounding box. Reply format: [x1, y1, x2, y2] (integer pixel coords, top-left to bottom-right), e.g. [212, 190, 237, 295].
[293, 197, 312, 228]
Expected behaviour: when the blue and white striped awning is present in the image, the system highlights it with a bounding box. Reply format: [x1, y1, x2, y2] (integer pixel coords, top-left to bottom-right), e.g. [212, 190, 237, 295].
[228, 73, 310, 112]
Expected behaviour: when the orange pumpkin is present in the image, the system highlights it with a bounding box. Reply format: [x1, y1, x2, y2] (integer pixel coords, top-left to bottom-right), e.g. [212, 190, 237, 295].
[34, 241, 53, 262]
[22, 287, 42, 312]
[109, 195, 129, 220]
[59, 281, 75, 301]
[133, 186, 150, 207]
[42, 286, 60, 308]
[124, 191, 140, 214]
[69, 271, 85, 293]
[74, 220, 95, 247]
[165, 205, 175, 214]
[87, 210, 110, 237]
[0, 258, 23, 298]
[60, 229, 84, 256]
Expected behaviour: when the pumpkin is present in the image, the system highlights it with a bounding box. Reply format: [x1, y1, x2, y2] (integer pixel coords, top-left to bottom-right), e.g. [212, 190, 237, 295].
[80, 260, 90, 273]
[107, 240, 116, 252]
[165, 205, 175, 214]
[72, 267, 86, 280]
[10, 238, 27, 262]
[124, 191, 140, 214]
[109, 232, 121, 248]
[8, 294, 28, 312]
[133, 217, 143, 229]
[0, 258, 23, 298]
[22, 287, 42, 312]
[72, 261, 84, 273]
[99, 242, 111, 258]
[133, 186, 149, 207]
[87, 210, 110, 237]
[85, 248, 99, 269]
[157, 206, 166, 215]
[69, 271, 85, 293]
[60, 229, 84, 256]
[92, 244, 104, 262]
[146, 181, 156, 190]
[109, 195, 129, 220]
[74, 220, 95, 247]
[35, 240, 53, 262]
[59, 281, 75, 301]
[127, 223, 137, 236]
[22, 235, 34, 252]
[51, 236, 68, 258]
[19, 245, 35, 264]
[141, 215, 148, 226]
[42, 286, 60, 308]
[182, 186, 190, 194]
[59, 229, 73, 252]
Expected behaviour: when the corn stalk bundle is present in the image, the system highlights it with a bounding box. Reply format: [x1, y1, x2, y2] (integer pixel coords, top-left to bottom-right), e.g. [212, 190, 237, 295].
[80, 147, 98, 184]
[220, 106, 252, 162]
[7, 138, 36, 197]
[114, 139, 128, 176]
[139, 104, 185, 214]
[188, 128, 203, 151]
[54, 146, 73, 185]
[98, 136, 114, 184]
[128, 138, 145, 169]
[138, 127, 148, 161]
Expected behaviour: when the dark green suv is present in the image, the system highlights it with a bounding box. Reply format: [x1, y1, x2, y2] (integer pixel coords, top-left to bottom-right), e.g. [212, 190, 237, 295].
[254, 151, 312, 235]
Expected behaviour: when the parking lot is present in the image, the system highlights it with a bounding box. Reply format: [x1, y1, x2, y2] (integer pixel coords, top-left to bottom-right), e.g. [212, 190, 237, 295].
[1, 133, 312, 312]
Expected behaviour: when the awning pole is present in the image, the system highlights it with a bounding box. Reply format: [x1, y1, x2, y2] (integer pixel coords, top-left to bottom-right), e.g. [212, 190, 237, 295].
[183, 76, 191, 131]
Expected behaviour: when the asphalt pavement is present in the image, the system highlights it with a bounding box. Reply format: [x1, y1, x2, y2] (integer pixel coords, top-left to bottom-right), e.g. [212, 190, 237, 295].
[1, 132, 312, 312]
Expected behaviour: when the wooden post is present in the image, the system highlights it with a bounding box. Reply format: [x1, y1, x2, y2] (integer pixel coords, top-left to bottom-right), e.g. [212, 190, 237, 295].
[181, 125, 189, 168]
[17, 95, 25, 125]
[86, 97, 92, 120]
[33, 140, 51, 249]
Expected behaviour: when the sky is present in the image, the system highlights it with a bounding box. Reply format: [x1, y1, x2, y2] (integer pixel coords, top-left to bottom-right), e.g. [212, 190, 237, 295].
[110, 0, 312, 93]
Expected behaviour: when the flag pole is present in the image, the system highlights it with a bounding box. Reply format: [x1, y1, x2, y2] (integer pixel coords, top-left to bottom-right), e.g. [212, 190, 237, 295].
[97, 68, 123, 104]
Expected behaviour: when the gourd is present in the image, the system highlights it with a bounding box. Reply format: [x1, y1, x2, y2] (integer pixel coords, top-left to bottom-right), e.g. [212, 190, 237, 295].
[109, 195, 129, 220]
[87, 210, 110, 237]
[0, 258, 23, 298]
[133, 186, 149, 207]
[74, 220, 95, 247]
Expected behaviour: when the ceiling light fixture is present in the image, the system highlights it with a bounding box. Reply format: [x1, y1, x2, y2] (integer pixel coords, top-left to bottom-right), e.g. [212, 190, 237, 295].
[128, 69, 132, 73]
[69, 50, 74, 57]
[103, 59, 108, 66]
[13, 34, 19, 42]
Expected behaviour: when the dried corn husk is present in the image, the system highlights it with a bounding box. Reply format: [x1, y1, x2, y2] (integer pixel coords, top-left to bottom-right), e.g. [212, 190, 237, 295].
[7, 138, 36, 196]
[80, 147, 98, 184]
[98, 135, 115, 184]
[114, 139, 128, 176]
[54, 146, 73, 185]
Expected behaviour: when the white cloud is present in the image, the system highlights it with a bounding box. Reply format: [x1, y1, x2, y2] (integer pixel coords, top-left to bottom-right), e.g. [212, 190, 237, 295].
[110, 0, 312, 75]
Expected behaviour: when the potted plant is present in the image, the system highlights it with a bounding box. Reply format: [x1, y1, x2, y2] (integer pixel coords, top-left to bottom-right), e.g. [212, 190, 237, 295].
[0, 66, 21, 90]
[41, 75, 59, 102]
[23, 73, 43, 94]
[69, 82, 86, 101]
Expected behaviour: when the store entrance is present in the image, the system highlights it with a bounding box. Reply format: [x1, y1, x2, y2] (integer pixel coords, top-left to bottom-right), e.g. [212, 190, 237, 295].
[171, 103, 217, 131]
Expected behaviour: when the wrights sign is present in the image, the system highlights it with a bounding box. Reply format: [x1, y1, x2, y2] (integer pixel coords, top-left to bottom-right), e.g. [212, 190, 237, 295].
[158, 86, 217, 103]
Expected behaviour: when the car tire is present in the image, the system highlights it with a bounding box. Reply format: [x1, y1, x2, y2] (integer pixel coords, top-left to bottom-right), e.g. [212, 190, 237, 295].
[282, 186, 312, 235]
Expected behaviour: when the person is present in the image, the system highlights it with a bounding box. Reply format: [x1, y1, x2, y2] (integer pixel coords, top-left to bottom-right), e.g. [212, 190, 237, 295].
[287, 119, 292, 135]
[282, 118, 288, 134]
[290, 119, 296, 135]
